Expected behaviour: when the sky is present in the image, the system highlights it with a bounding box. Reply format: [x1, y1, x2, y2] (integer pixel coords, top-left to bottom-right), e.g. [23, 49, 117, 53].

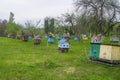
[0, 0, 74, 25]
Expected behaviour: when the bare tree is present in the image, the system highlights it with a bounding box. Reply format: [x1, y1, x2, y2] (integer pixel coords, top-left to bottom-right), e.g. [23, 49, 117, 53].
[25, 20, 41, 37]
[62, 12, 76, 35]
[74, 0, 120, 35]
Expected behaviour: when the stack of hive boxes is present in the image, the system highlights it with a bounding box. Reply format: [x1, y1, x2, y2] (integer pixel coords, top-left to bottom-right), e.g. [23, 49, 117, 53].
[90, 43, 120, 65]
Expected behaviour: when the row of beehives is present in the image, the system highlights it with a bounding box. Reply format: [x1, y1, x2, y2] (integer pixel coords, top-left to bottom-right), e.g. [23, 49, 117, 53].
[21, 35, 55, 44]
[21, 35, 41, 45]
[90, 43, 120, 64]
[21, 35, 70, 52]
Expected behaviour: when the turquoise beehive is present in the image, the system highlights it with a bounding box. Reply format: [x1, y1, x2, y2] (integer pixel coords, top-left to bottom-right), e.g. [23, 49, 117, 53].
[90, 43, 101, 58]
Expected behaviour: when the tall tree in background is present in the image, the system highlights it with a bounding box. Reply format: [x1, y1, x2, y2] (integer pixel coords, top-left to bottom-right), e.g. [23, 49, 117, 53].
[75, 15, 89, 35]
[50, 18, 55, 33]
[24, 20, 41, 37]
[0, 19, 7, 36]
[53, 17, 66, 34]
[74, 0, 120, 35]
[62, 12, 76, 35]
[44, 18, 49, 34]
[54, 13, 77, 35]
[44, 17, 55, 34]
[6, 12, 22, 38]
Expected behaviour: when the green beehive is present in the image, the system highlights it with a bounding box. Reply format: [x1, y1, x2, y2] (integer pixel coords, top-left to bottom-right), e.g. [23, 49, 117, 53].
[90, 43, 101, 59]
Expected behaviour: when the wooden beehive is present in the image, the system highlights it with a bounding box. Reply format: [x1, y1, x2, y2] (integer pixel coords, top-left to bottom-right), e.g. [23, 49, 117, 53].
[100, 44, 120, 60]
[89, 43, 101, 58]
[21, 35, 28, 42]
[34, 38, 40, 45]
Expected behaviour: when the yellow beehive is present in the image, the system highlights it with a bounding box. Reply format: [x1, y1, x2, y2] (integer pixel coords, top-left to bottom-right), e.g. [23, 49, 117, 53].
[100, 44, 120, 60]
[111, 46, 120, 60]
[100, 45, 112, 60]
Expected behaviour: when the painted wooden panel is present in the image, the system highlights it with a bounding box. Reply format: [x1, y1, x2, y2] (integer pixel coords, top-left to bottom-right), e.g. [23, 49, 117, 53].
[100, 44, 120, 60]
[100, 45, 112, 60]
[111, 46, 120, 60]
[90, 43, 100, 58]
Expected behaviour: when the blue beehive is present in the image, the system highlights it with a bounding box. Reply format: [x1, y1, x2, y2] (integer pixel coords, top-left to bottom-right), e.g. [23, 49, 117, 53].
[61, 42, 69, 48]
[57, 35, 62, 40]
[58, 38, 70, 52]
[74, 36, 79, 41]
[48, 37, 54, 43]
[28, 35, 32, 39]
[58, 38, 66, 47]
[45, 35, 49, 39]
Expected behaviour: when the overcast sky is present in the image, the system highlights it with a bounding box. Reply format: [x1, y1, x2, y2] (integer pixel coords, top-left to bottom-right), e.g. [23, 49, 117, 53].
[0, 0, 74, 24]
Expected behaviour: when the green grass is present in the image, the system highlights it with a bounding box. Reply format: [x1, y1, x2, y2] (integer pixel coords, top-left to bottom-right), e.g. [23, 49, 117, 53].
[0, 37, 120, 80]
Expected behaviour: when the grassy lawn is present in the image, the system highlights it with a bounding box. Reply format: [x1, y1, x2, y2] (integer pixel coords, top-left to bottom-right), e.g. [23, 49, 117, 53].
[0, 37, 120, 80]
